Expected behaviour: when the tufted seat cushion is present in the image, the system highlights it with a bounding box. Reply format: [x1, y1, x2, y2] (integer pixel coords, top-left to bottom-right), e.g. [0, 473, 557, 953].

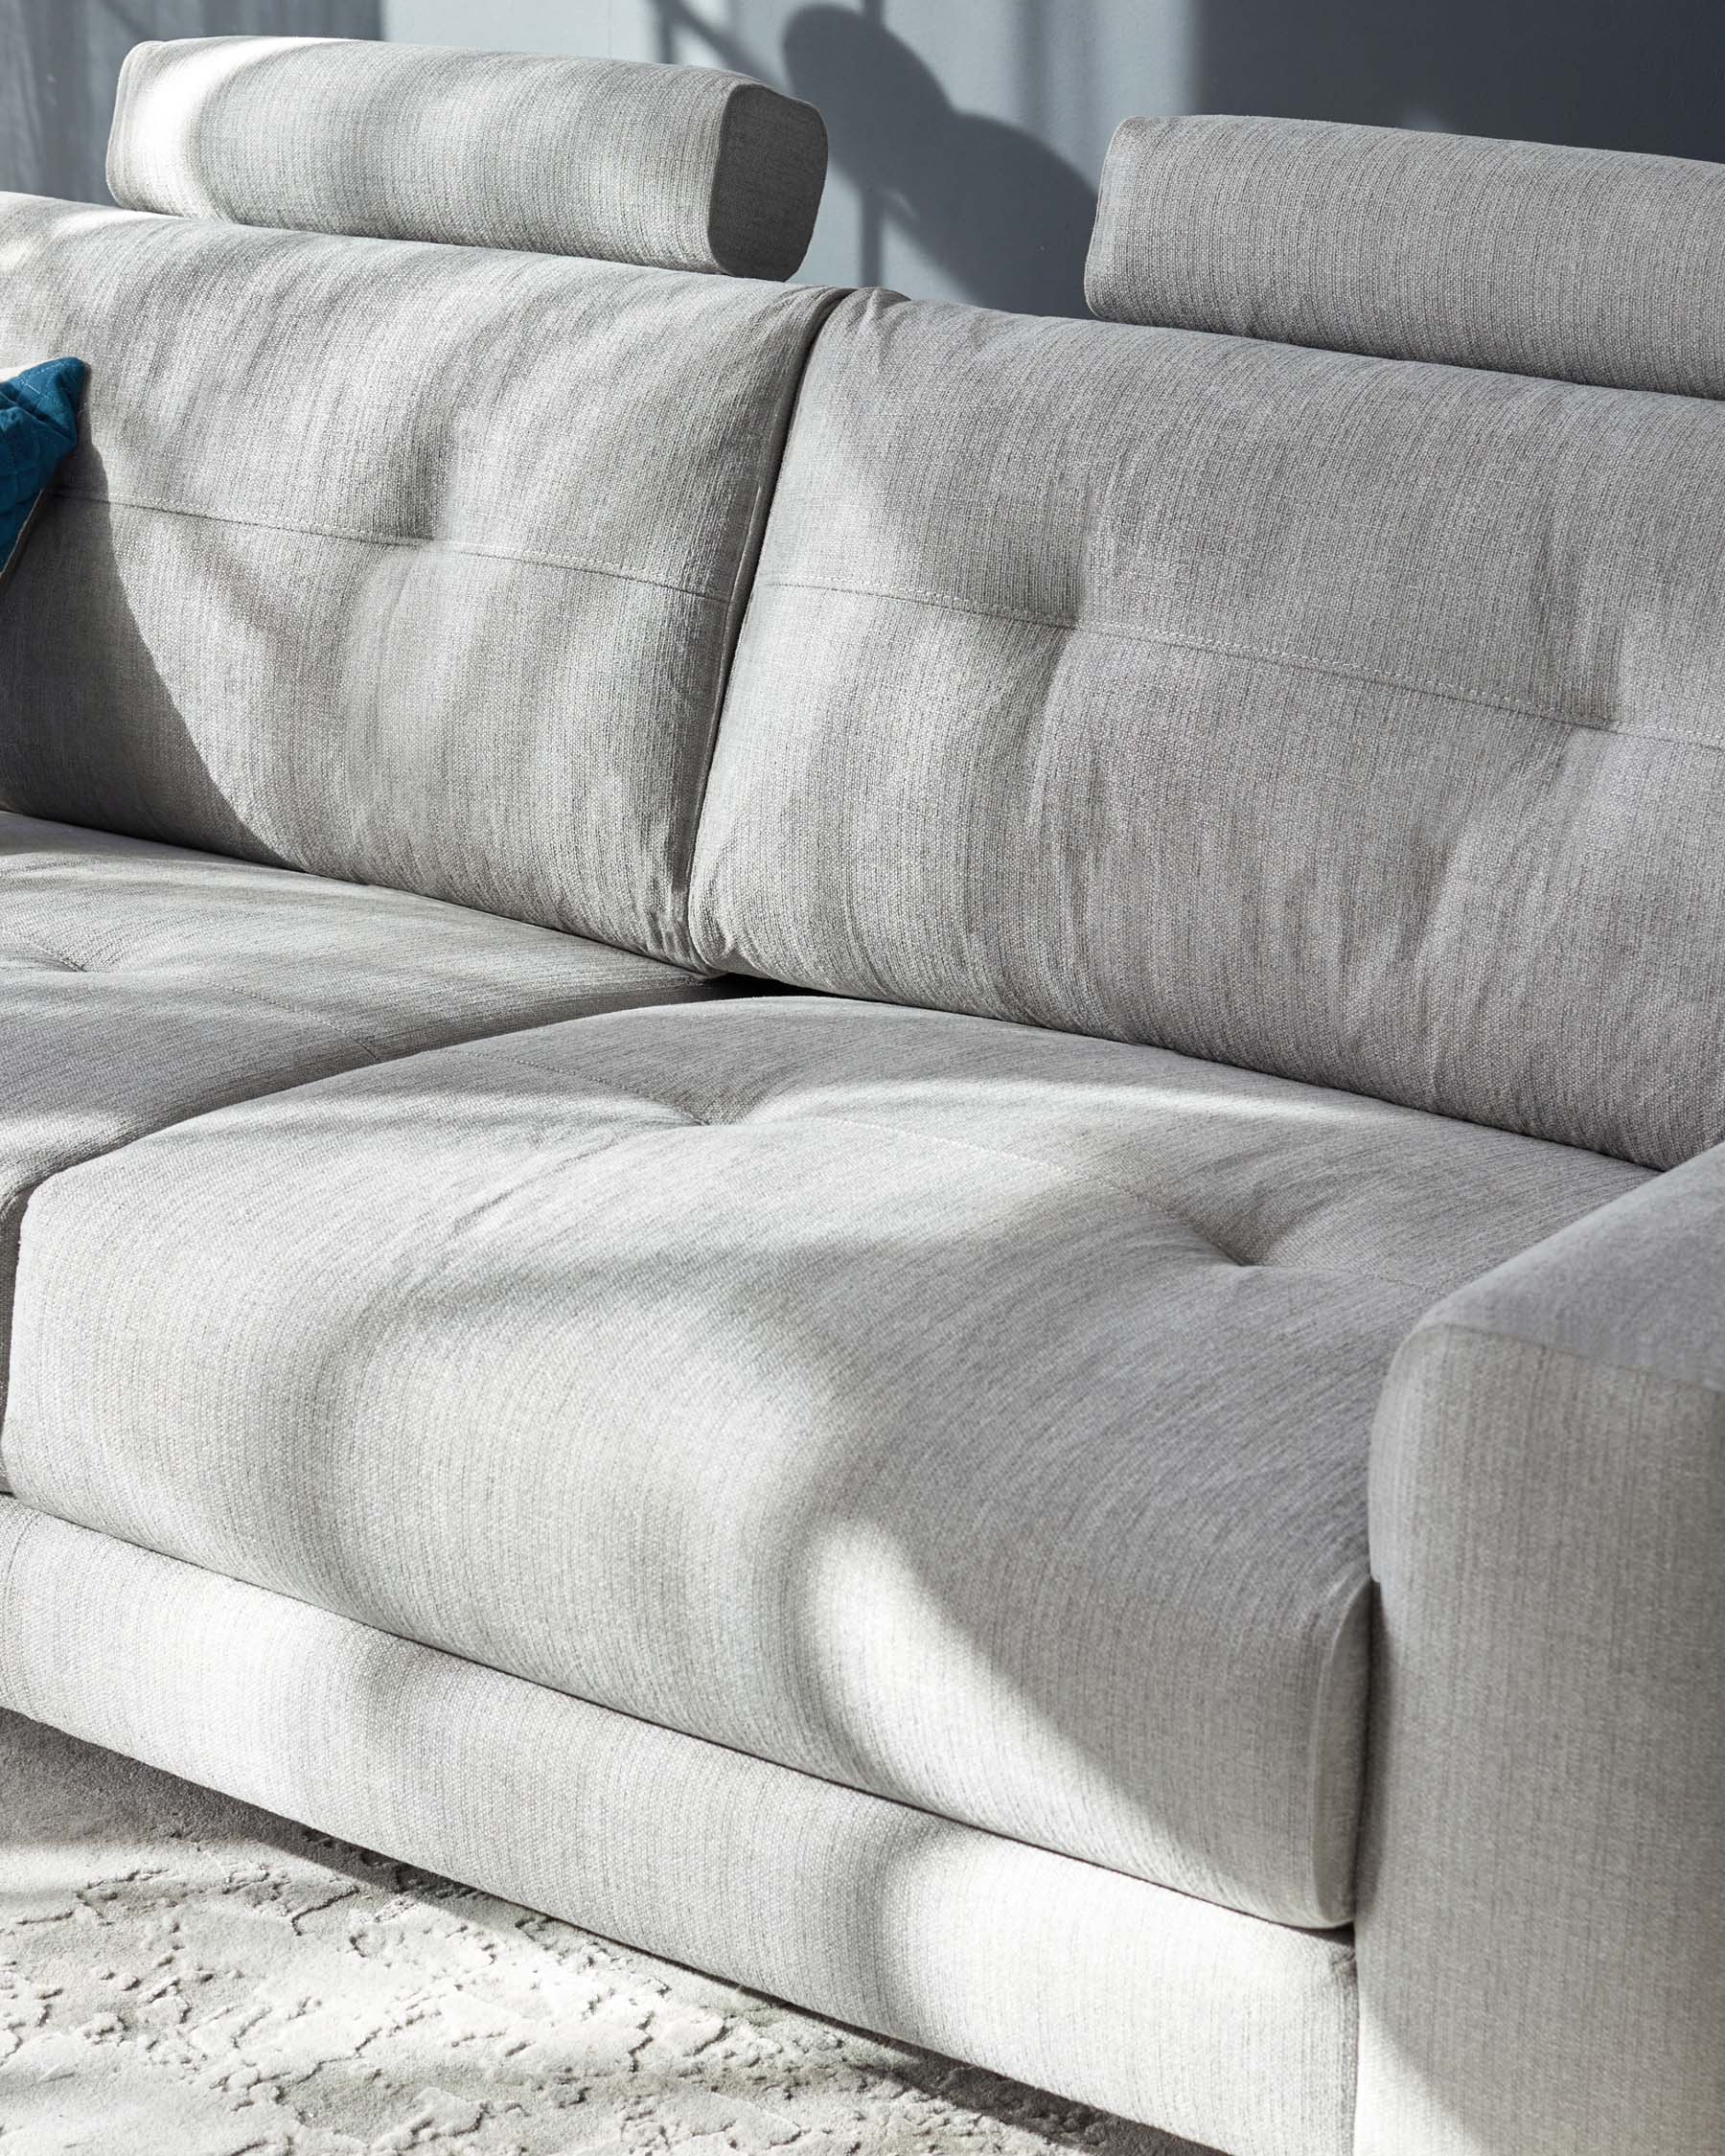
[0, 811, 714, 1427]
[2, 996, 1645, 1926]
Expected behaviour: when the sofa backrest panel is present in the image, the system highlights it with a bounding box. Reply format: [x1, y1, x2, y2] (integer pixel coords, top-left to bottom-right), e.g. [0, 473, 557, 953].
[1087, 116, 1725, 401]
[0, 195, 838, 965]
[110, 37, 827, 281]
[692, 288, 1725, 1169]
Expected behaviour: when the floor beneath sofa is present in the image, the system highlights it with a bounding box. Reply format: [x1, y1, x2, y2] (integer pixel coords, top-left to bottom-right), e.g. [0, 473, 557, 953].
[0, 1710, 1213, 2156]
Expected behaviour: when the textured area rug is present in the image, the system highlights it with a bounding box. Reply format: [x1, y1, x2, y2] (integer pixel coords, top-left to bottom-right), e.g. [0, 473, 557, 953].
[0, 1710, 1210, 2156]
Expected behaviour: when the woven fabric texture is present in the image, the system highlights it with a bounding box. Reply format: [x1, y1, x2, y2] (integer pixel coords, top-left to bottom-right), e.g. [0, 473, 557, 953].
[3, 996, 1644, 1929]
[0, 810, 710, 1445]
[695, 288, 1725, 1167]
[0, 1498, 1359, 2156]
[0, 194, 836, 962]
[108, 36, 827, 279]
[1, 1706, 1231, 2156]
[1359, 1141, 1725, 2154]
[1086, 114, 1725, 400]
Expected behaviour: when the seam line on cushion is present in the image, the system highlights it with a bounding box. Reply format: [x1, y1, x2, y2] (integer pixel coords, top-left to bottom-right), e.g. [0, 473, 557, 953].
[444, 1082, 1439, 1288]
[109, 977, 401, 1067]
[0, 932, 86, 972]
[0, 1504, 52, 1716]
[271, 985, 716, 1107]
[754, 1108, 1247, 1257]
[738, 1109, 1440, 1288]
[214, 998, 399, 1067]
[50, 491, 731, 607]
[354, 1071, 1240, 1244]
[8, 1505, 1361, 1941]
[479, 1051, 710, 1121]
[392, 1036, 712, 1119]
[1303, 1568, 1372, 1926]
[753, 576, 1725, 753]
[1416, 1312, 1725, 1405]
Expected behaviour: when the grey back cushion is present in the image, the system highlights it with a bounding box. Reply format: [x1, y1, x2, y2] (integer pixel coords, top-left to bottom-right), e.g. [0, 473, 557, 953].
[1087, 115, 1725, 401]
[109, 36, 827, 281]
[693, 291, 1725, 1170]
[0, 195, 837, 964]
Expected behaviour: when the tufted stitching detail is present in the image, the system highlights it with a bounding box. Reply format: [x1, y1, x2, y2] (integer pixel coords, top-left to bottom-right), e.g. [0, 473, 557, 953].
[732, 1106, 1256, 1266]
[51, 488, 731, 607]
[740, 1109, 1451, 1289]
[465, 1049, 711, 1127]
[756, 574, 1725, 756]
[414, 1081, 1439, 1284]
[218, 998, 399, 1067]
[0, 932, 87, 973]
[22, 952, 404, 1066]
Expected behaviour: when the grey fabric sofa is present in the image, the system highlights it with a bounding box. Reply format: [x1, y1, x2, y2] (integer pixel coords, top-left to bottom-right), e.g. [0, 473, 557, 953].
[0, 38, 1720, 2156]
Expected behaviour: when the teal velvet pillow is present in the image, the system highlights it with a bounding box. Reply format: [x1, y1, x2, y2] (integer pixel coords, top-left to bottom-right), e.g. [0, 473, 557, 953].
[0, 356, 87, 575]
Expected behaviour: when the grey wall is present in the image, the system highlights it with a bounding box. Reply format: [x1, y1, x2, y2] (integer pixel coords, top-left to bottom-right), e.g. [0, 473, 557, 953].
[4, 0, 1723, 316]
[388, 0, 1170, 316]
[384, 0, 1725, 315]
[0, 2, 381, 205]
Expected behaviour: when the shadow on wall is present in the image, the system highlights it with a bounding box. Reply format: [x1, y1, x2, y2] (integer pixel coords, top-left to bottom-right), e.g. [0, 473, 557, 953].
[0, 0, 384, 204]
[1198, 0, 1725, 160]
[778, 5, 1097, 317]
[645, 0, 1098, 317]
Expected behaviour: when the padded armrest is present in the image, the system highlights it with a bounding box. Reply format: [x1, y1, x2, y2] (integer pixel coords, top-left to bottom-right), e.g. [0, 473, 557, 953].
[1359, 1147, 1725, 2154]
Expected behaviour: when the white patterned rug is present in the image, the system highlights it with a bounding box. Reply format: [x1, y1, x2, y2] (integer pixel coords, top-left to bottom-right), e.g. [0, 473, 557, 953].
[0, 1709, 1208, 2156]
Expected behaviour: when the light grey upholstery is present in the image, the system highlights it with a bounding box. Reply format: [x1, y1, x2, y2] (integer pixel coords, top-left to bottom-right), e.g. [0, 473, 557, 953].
[0, 194, 838, 962]
[694, 287, 1725, 1167]
[3, 998, 1643, 1929]
[1086, 115, 1725, 400]
[0, 810, 711, 1437]
[0, 1497, 1358, 2156]
[108, 37, 827, 280]
[1359, 1143, 1725, 2155]
[6, 78, 1724, 2156]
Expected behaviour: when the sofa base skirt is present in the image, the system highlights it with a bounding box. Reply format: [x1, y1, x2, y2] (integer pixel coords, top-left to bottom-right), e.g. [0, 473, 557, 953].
[0, 1498, 1356, 2156]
